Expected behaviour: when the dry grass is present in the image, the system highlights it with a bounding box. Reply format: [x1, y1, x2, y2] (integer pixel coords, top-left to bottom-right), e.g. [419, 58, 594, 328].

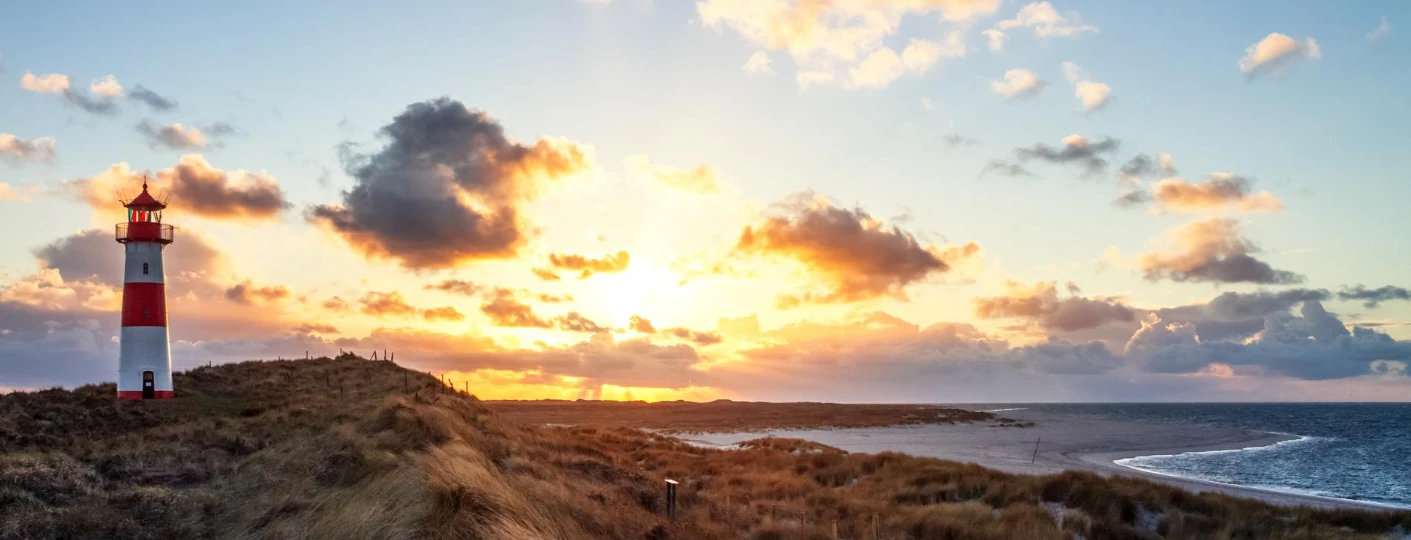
[485, 400, 997, 433]
[2, 356, 1407, 539]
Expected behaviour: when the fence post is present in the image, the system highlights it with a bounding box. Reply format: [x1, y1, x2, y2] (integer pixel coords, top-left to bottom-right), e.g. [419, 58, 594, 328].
[664, 479, 679, 519]
[1032, 436, 1041, 464]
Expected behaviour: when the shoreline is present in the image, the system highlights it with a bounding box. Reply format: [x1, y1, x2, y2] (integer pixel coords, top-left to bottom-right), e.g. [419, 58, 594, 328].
[685, 410, 1402, 512]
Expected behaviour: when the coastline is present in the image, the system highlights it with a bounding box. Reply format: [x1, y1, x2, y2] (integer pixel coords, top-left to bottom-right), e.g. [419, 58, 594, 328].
[686, 409, 1399, 512]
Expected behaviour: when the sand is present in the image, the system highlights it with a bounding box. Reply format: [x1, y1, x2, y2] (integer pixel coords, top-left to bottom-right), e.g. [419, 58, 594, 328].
[686, 408, 1394, 511]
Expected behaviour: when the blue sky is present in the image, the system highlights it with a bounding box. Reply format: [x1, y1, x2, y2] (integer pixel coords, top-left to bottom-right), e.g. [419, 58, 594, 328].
[1, 1, 1409, 401]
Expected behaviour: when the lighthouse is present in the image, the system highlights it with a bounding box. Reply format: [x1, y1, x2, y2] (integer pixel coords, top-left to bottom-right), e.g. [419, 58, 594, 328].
[115, 181, 176, 400]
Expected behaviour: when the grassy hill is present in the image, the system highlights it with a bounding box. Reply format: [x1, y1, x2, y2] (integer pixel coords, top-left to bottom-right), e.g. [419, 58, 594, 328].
[1, 356, 1407, 539]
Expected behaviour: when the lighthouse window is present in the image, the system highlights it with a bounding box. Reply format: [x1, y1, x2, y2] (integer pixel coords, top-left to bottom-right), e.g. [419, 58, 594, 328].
[142, 262, 149, 275]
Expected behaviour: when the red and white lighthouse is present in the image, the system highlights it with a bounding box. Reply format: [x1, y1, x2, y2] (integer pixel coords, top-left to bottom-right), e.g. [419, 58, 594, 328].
[115, 181, 176, 400]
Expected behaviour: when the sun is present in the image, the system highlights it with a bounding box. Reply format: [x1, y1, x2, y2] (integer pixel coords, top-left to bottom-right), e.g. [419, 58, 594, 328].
[589, 257, 687, 326]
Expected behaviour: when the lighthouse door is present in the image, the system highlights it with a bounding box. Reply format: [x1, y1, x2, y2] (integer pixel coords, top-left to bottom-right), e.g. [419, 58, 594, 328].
[142, 371, 155, 400]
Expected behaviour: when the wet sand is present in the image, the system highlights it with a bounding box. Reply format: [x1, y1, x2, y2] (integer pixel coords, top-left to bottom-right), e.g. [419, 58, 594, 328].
[686, 408, 1392, 511]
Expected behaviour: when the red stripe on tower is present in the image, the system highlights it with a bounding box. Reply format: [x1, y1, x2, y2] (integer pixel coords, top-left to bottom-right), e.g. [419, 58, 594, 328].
[121, 282, 167, 327]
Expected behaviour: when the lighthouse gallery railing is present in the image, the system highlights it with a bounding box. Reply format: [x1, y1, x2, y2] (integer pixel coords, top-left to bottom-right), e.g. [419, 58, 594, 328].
[116, 223, 176, 244]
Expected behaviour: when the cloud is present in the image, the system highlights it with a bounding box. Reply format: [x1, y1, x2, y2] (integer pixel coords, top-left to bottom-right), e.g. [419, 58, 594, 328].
[308, 98, 593, 269]
[295, 323, 338, 334]
[734, 192, 979, 304]
[991, 68, 1044, 99]
[973, 281, 1135, 332]
[982, 29, 1006, 51]
[67, 156, 288, 221]
[34, 228, 231, 289]
[1118, 153, 1177, 182]
[1010, 134, 1119, 175]
[847, 33, 965, 89]
[556, 312, 610, 333]
[20, 72, 69, 93]
[666, 327, 723, 346]
[944, 132, 980, 147]
[0, 183, 38, 203]
[225, 281, 291, 304]
[1367, 17, 1391, 42]
[1060, 62, 1111, 112]
[629, 315, 657, 334]
[981, 160, 1036, 178]
[0, 133, 56, 165]
[424, 279, 482, 297]
[697, 0, 993, 90]
[538, 251, 631, 280]
[89, 75, 124, 97]
[624, 155, 724, 194]
[1134, 218, 1303, 285]
[742, 51, 774, 75]
[993, 2, 1096, 38]
[1146, 173, 1283, 214]
[1337, 285, 1411, 308]
[129, 85, 178, 111]
[136, 121, 224, 150]
[984, 2, 1096, 53]
[1238, 33, 1321, 78]
[359, 291, 418, 318]
[1129, 301, 1411, 380]
[480, 290, 553, 328]
[321, 297, 351, 312]
[422, 306, 466, 322]
[1112, 189, 1151, 208]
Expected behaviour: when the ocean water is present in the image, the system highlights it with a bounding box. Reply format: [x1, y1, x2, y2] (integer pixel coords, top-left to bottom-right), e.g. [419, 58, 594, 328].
[1021, 403, 1411, 509]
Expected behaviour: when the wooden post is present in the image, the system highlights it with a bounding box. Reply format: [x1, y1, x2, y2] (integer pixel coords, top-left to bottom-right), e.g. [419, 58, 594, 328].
[832, 520, 838, 539]
[665, 479, 678, 519]
[1032, 436, 1041, 464]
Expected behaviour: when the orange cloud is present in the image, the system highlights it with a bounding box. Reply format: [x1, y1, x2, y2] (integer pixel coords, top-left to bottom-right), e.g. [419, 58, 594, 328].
[539, 251, 630, 280]
[735, 193, 979, 305]
[66, 156, 288, 221]
[1134, 218, 1302, 285]
[1149, 173, 1283, 214]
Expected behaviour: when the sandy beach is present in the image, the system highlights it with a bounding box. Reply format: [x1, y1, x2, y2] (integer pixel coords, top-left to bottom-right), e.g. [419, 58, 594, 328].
[687, 408, 1393, 511]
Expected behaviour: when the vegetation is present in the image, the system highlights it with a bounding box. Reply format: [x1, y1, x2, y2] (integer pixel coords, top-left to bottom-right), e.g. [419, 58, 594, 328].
[485, 399, 998, 433]
[0, 356, 1406, 539]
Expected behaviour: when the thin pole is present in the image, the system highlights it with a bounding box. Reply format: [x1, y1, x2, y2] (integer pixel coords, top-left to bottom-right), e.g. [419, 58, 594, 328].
[1031, 436, 1041, 464]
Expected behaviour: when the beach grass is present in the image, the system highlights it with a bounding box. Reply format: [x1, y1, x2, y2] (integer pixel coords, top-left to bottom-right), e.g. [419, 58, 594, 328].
[1, 356, 1407, 539]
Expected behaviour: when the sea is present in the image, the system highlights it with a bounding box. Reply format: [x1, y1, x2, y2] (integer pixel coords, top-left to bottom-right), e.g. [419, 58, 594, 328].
[1017, 403, 1411, 509]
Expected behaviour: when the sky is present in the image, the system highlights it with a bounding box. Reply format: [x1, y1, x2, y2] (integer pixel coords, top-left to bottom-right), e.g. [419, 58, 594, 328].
[1, 0, 1410, 402]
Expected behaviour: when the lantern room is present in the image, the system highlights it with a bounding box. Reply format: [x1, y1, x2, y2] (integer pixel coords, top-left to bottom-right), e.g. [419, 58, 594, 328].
[116, 183, 175, 244]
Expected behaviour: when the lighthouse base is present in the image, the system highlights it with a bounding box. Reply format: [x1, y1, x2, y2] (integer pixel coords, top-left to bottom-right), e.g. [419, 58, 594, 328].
[117, 391, 175, 400]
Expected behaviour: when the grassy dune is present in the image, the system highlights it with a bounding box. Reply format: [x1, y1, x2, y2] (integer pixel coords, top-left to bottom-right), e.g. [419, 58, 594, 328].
[485, 399, 997, 433]
[1, 356, 1407, 539]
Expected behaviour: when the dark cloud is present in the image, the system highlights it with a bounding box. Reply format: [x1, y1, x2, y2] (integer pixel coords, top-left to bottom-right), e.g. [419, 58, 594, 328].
[1136, 218, 1303, 285]
[34, 228, 230, 291]
[556, 312, 610, 333]
[135, 121, 232, 150]
[1337, 285, 1411, 308]
[980, 160, 1036, 179]
[424, 279, 482, 296]
[1128, 300, 1411, 380]
[422, 306, 466, 322]
[129, 85, 178, 111]
[308, 97, 592, 269]
[0, 133, 56, 165]
[1112, 190, 1151, 208]
[538, 251, 631, 280]
[62, 90, 119, 115]
[944, 133, 980, 147]
[1119, 153, 1176, 179]
[665, 327, 723, 346]
[67, 156, 288, 221]
[1013, 135, 1119, 175]
[973, 281, 1135, 332]
[359, 291, 417, 318]
[734, 193, 980, 304]
[224, 281, 290, 304]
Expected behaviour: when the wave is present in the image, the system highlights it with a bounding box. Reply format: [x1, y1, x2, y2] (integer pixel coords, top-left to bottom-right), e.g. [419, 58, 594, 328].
[1114, 435, 1411, 510]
